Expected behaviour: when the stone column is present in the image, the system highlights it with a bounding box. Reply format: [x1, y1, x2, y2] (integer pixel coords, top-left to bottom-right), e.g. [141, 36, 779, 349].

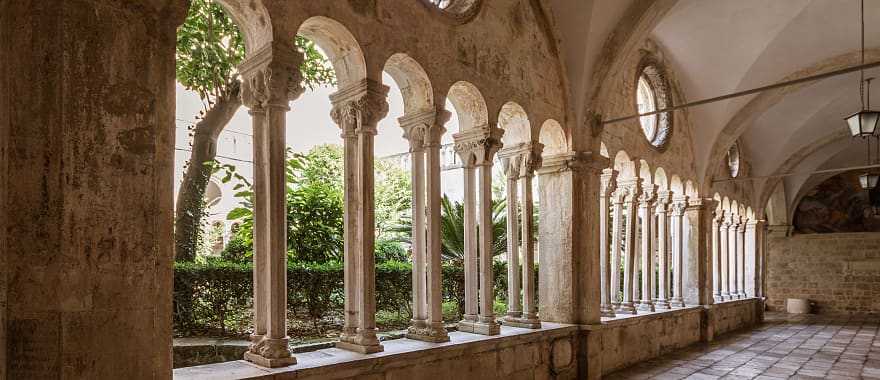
[728, 216, 740, 300]
[400, 110, 449, 343]
[609, 188, 625, 312]
[455, 127, 503, 335]
[599, 169, 618, 317]
[737, 216, 747, 298]
[500, 151, 522, 320]
[719, 215, 731, 301]
[669, 196, 687, 308]
[711, 211, 723, 303]
[240, 44, 304, 367]
[619, 178, 641, 314]
[683, 198, 713, 306]
[501, 144, 542, 328]
[638, 185, 656, 312]
[654, 191, 671, 310]
[332, 79, 389, 354]
[537, 152, 607, 324]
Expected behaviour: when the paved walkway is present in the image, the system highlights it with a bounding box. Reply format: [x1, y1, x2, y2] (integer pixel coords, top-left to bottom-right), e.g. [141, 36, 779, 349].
[606, 313, 880, 380]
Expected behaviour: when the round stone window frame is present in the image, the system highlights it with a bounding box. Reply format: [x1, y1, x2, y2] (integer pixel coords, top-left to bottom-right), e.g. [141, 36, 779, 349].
[727, 142, 741, 178]
[420, 0, 482, 24]
[634, 60, 674, 150]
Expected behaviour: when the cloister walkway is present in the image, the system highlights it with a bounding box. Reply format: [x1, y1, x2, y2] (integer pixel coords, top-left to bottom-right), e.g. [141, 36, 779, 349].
[606, 313, 880, 380]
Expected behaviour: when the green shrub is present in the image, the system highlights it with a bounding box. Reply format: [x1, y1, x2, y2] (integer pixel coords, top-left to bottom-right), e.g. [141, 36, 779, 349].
[173, 259, 521, 337]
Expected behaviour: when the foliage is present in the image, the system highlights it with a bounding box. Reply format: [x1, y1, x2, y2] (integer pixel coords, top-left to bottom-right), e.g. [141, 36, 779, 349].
[174, 0, 336, 263]
[172, 259, 514, 336]
[176, 0, 335, 112]
[390, 195, 507, 263]
[221, 144, 412, 263]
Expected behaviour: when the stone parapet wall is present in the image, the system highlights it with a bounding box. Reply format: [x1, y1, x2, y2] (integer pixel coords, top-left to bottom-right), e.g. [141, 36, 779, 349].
[586, 299, 763, 376]
[766, 232, 880, 315]
[175, 324, 580, 380]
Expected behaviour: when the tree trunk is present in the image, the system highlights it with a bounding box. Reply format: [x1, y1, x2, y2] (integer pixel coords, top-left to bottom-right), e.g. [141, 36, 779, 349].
[174, 81, 242, 261]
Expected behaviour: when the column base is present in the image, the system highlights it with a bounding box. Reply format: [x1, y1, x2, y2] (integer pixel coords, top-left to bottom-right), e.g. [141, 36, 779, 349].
[720, 293, 731, 301]
[244, 337, 296, 368]
[669, 298, 685, 308]
[243, 351, 297, 368]
[654, 300, 671, 310]
[600, 305, 616, 318]
[616, 302, 637, 314]
[713, 295, 723, 303]
[336, 330, 384, 354]
[406, 322, 450, 343]
[501, 316, 541, 329]
[458, 319, 500, 335]
[637, 301, 655, 312]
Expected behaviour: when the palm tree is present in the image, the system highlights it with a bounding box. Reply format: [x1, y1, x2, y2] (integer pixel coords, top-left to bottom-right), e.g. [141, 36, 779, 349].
[391, 195, 507, 264]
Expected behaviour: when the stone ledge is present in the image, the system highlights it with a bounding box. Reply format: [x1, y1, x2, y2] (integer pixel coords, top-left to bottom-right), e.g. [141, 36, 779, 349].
[596, 305, 703, 328]
[173, 323, 577, 380]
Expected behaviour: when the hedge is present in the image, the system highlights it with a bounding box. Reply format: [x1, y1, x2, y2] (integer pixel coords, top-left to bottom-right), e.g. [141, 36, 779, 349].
[173, 259, 520, 337]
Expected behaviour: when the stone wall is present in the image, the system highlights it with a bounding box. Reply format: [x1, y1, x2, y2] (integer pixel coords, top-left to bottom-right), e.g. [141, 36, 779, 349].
[704, 299, 762, 340]
[175, 325, 580, 380]
[588, 299, 763, 376]
[3, 1, 186, 378]
[0, 1, 8, 378]
[766, 232, 880, 315]
[594, 308, 703, 375]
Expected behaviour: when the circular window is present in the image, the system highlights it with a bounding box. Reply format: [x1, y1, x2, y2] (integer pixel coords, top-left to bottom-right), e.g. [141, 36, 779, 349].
[422, 0, 481, 22]
[635, 63, 673, 149]
[727, 143, 741, 178]
[637, 76, 658, 142]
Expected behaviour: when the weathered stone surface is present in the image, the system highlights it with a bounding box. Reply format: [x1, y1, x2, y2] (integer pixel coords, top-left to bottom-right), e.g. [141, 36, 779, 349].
[766, 232, 880, 315]
[175, 325, 580, 380]
[3, 0, 186, 378]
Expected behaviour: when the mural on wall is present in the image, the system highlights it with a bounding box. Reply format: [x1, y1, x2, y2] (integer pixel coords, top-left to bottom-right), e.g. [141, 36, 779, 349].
[793, 170, 880, 234]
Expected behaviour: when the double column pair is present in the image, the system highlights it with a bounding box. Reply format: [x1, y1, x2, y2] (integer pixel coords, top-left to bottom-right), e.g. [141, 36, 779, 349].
[328, 79, 391, 354]
[453, 127, 504, 335]
[400, 110, 451, 343]
[239, 44, 304, 367]
[499, 143, 543, 329]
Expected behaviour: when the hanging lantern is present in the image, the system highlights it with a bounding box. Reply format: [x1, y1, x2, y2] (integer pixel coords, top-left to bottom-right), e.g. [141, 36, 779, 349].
[846, 110, 880, 137]
[859, 172, 879, 189]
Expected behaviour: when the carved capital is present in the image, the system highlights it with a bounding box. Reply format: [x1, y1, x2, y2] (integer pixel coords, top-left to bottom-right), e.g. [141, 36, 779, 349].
[639, 184, 656, 205]
[330, 79, 390, 137]
[452, 127, 504, 166]
[239, 43, 305, 110]
[501, 155, 522, 179]
[671, 196, 688, 216]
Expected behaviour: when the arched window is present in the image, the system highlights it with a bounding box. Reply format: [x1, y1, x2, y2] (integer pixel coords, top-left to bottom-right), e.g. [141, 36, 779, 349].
[635, 63, 673, 149]
[727, 143, 741, 178]
[637, 76, 657, 142]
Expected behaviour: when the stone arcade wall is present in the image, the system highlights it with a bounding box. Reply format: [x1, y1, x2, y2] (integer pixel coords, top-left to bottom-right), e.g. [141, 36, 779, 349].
[3, 1, 186, 378]
[766, 232, 880, 315]
[175, 325, 580, 380]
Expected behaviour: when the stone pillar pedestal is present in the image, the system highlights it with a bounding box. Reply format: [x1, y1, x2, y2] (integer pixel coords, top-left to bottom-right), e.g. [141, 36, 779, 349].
[537, 152, 607, 324]
[683, 198, 715, 306]
[239, 43, 305, 367]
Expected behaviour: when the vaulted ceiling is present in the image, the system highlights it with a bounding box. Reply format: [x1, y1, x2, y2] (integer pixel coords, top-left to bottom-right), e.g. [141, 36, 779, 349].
[546, 0, 880, 214]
